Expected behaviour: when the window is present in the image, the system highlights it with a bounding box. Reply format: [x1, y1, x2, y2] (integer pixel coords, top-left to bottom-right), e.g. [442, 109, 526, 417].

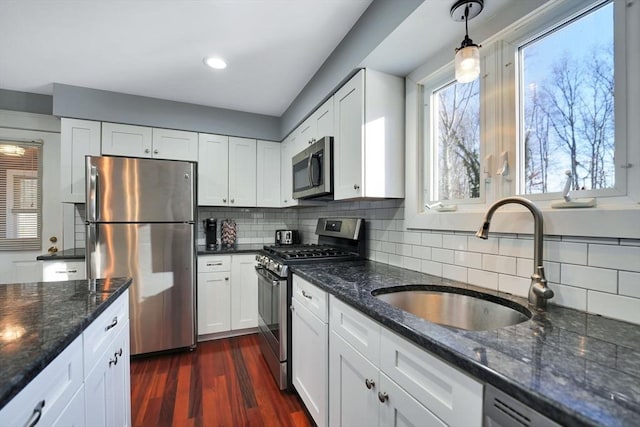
[429, 79, 481, 201]
[519, 2, 615, 196]
[406, 0, 639, 237]
[0, 140, 42, 250]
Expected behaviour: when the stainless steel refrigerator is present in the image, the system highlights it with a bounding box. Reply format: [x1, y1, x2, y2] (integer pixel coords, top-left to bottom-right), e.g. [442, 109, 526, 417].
[85, 155, 196, 356]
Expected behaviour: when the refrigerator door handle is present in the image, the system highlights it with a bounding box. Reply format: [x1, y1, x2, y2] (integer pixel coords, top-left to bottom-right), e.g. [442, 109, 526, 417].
[86, 223, 98, 279]
[88, 165, 99, 221]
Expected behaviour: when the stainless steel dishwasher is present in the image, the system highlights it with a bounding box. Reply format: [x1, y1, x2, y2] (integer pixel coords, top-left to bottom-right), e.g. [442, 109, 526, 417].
[484, 384, 561, 427]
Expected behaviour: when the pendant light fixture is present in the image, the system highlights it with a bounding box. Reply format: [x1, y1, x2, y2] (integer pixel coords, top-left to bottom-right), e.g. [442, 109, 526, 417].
[450, 0, 484, 83]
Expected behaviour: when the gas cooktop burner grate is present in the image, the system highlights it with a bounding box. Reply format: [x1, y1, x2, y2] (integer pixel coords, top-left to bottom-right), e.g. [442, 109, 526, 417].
[263, 244, 354, 260]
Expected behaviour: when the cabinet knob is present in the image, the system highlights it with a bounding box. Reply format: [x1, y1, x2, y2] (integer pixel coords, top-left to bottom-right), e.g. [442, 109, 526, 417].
[365, 378, 375, 389]
[144, 148, 150, 154]
[26, 400, 45, 427]
[378, 391, 389, 403]
[223, 198, 227, 203]
[354, 184, 360, 190]
[154, 149, 159, 154]
[284, 199, 288, 203]
[231, 199, 235, 204]
[225, 277, 229, 281]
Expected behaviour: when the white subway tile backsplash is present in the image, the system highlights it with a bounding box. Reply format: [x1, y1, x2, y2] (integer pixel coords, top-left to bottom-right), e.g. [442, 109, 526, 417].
[499, 238, 534, 259]
[421, 260, 442, 277]
[421, 233, 443, 248]
[544, 241, 588, 265]
[443, 264, 467, 282]
[396, 243, 413, 256]
[404, 231, 422, 245]
[388, 254, 403, 267]
[381, 241, 396, 254]
[388, 231, 404, 243]
[498, 274, 529, 298]
[467, 269, 498, 291]
[588, 291, 640, 324]
[549, 283, 587, 311]
[432, 248, 454, 264]
[467, 237, 499, 254]
[403, 256, 421, 272]
[374, 251, 389, 264]
[516, 258, 533, 279]
[482, 254, 517, 275]
[561, 264, 617, 293]
[412, 245, 431, 260]
[454, 251, 482, 269]
[619, 271, 640, 298]
[442, 234, 468, 251]
[589, 244, 640, 272]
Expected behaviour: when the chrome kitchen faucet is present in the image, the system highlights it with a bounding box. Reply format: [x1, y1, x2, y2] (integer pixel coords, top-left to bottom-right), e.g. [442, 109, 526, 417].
[475, 196, 554, 310]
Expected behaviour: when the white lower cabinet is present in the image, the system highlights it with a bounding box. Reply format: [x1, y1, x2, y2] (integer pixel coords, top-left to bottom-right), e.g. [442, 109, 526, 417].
[42, 260, 86, 282]
[327, 295, 483, 427]
[0, 290, 131, 427]
[197, 254, 258, 337]
[291, 275, 328, 427]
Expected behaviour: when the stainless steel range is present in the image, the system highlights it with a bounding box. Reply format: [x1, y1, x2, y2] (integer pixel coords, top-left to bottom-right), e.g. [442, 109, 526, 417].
[255, 218, 365, 390]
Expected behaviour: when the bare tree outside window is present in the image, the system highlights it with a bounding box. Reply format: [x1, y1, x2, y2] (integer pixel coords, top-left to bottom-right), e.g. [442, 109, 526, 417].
[432, 79, 480, 200]
[521, 2, 614, 194]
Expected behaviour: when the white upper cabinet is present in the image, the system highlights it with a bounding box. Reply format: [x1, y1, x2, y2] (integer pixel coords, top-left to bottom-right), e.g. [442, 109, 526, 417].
[228, 137, 257, 207]
[297, 115, 315, 151]
[101, 122, 197, 161]
[151, 128, 198, 161]
[101, 122, 152, 158]
[60, 118, 101, 203]
[280, 134, 299, 207]
[198, 133, 229, 206]
[313, 97, 334, 141]
[334, 69, 405, 200]
[256, 140, 281, 207]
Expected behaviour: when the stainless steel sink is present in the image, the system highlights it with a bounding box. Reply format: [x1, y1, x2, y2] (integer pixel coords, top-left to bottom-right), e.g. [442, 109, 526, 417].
[372, 286, 531, 331]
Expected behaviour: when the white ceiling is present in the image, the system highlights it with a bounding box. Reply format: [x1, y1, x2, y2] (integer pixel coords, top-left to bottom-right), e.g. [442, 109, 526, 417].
[1, 0, 522, 118]
[0, 0, 372, 117]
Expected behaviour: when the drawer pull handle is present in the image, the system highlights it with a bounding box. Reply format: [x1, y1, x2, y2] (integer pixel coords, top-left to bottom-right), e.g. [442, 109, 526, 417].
[109, 355, 118, 367]
[206, 262, 223, 266]
[378, 392, 389, 403]
[116, 348, 123, 357]
[26, 399, 45, 427]
[365, 378, 375, 389]
[55, 269, 77, 274]
[105, 316, 118, 331]
[301, 290, 313, 300]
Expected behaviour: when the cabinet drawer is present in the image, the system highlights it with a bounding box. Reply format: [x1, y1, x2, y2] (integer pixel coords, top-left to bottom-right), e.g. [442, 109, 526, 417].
[198, 255, 231, 273]
[0, 336, 83, 427]
[329, 295, 380, 365]
[83, 290, 129, 376]
[379, 328, 483, 427]
[42, 261, 86, 282]
[293, 275, 328, 322]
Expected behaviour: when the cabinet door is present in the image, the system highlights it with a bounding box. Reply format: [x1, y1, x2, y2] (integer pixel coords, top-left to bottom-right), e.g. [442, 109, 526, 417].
[280, 135, 298, 207]
[298, 116, 316, 149]
[152, 128, 198, 161]
[198, 133, 229, 206]
[228, 137, 257, 207]
[314, 97, 334, 140]
[256, 140, 281, 207]
[197, 271, 231, 335]
[52, 386, 85, 427]
[292, 299, 328, 427]
[61, 118, 101, 202]
[231, 254, 258, 330]
[378, 372, 446, 427]
[329, 331, 379, 427]
[334, 69, 364, 200]
[108, 325, 132, 427]
[101, 122, 152, 158]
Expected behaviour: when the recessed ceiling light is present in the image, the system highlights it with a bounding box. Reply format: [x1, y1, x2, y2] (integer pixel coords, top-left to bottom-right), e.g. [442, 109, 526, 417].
[204, 57, 227, 70]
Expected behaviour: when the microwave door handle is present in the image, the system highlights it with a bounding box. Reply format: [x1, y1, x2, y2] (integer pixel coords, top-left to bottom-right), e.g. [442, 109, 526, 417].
[309, 154, 321, 186]
[307, 153, 314, 187]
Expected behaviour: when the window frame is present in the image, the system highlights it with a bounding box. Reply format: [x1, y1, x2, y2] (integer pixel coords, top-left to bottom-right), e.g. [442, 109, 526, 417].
[405, 0, 640, 239]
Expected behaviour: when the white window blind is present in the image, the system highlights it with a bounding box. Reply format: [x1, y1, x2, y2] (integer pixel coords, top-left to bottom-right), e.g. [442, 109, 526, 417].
[0, 140, 42, 250]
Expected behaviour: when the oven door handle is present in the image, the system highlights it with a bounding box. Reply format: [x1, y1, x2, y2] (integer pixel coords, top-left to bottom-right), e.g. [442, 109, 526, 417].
[255, 265, 282, 287]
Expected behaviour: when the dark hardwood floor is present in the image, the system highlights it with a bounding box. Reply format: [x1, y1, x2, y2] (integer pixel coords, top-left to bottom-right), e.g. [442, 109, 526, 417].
[130, 334, 312, 427]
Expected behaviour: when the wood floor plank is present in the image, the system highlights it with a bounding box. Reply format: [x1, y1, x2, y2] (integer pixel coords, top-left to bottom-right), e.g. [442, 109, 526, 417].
[131, 334, 311, 427]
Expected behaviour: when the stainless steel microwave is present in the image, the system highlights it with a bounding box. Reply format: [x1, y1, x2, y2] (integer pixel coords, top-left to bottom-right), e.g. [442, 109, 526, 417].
[292, 136, 333, 199]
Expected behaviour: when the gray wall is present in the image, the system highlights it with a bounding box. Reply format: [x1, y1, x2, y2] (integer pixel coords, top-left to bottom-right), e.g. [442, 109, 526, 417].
[52, 84, 281, 141]
[0, 89, 53, 115]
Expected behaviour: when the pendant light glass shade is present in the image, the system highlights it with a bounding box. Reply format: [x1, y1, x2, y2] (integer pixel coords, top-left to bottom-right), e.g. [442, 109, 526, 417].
[455, 44, 480, 83]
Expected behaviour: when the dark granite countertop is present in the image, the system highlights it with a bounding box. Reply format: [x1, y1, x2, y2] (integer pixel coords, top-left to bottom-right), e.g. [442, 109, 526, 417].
[291, 260, 640, 427]
[197, 243, 263, 255]
[0, 277, 132, 410]
[36, 248, 86, 261]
